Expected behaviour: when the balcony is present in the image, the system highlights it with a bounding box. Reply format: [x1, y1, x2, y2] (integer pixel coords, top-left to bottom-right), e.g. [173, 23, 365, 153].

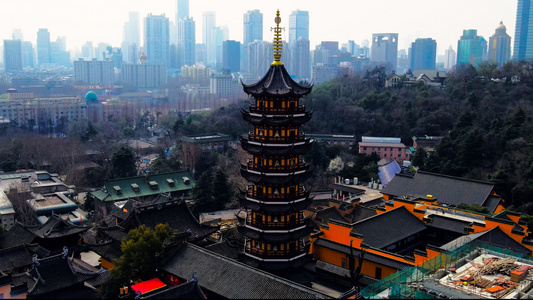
[248, 133, 306, 145]
[245, 240, 306, 260]
[245, 215, 305, 231]
[248, 104, 306, 115]
[245, 161, 309, 175]
[244, 186, 308, 202]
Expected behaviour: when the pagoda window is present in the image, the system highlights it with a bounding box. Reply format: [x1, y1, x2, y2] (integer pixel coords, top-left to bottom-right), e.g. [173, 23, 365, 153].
[281, 130, 286, 137]
[281, 159, 285, 166]
[281, 187, 285, 194]
[281, 216, 285, 222]
[274, 131, 280, 137]
[267, 244, 271, 250]
[268, 159, 272, 165]
[280, 244, 284, 250]
[269, 130, 273, 136]
[268, 187, 272, 194]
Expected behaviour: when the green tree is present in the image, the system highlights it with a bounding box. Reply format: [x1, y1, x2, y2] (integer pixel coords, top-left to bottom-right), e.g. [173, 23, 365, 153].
[213, 169, 233, 210]
[100, 224, 176, 299]
[411, 147, 427, 168]
[111, 146, 137, 179]
[192, 171, 215, 214]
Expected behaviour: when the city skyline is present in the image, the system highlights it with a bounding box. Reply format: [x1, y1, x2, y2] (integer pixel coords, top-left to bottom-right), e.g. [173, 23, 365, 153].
[0, 0, 516, 56]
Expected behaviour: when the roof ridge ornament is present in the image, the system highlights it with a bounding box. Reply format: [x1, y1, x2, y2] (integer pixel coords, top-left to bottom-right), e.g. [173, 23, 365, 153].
[271, 10, 284, 65]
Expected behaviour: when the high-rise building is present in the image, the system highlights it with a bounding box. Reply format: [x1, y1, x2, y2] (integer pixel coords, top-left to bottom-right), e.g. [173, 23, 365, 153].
[177, 0, 189, 21]
[489, 21, 511, 67]
[289, 10, 309, 45]
[12, 29, 23, 41]
[222, 40, 240, 72]
[457, 29, 484, 67]
[123, 12, 140, 63]
[73, 58, 114, 85]
[371, 33, 399, 71]
[81, 41, 94, 59]
[292, 38, 311, 80]
[243, 10, 263, 45]
[122, 61, 167, 88]
[195, 43, 207, 65]
[239, 10, 314, 271]
[444, 46, 456, 70]
[96, 43, 110, 61]
[202, 11, 216, 66]
[21, 41, 34, 69]
[410, 38, 437, 70]
[177, 17, 196, 68]
[246, 40, 272, 77]
[36, 29, 51, 67]
[318, 41, 339, 65]
[243, 10, 263, 73]
[51, 36, 71, 67]
[514, 0, 533, 60]
[289, 10, 310, 79]
[144, 14, 170, 67]
[3, 40, 23, 71]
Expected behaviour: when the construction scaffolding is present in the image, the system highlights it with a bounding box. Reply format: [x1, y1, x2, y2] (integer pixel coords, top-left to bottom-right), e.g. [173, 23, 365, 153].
[360, 240, 533, 299]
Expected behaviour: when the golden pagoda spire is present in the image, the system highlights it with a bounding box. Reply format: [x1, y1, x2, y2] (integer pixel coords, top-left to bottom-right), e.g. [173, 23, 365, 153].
[271, 10, 284, 65]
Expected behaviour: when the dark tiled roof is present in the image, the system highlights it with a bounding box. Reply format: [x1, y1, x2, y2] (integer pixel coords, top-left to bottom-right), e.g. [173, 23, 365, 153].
[0, 223, 36, 248]
[126, 200, 218, 240]
[350, 205, 378, 223]
[426, 215, 471, 234]
[162, 243, 331, 299]
[441, 227, 531, 255]
[484, 195, 502, 213]
[381, 171, 496, 211]
[142, 279, 206, 299]
[315, 206, 345, 224]
[351, 206, 427, 249]
[22, 214, 90, 239]
[0, 244, 33, 272]
[313, 238, 412, 270]
[242, 64, 312, 96]
[360, 198, 385, 208]
[204, 239, 241, 260]
[28, 253, 100, 296]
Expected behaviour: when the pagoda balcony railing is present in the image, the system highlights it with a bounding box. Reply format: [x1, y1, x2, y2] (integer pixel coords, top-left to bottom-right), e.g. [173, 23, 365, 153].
[245, 216, 305, 230]
[248, 133, 305, 144]
[248, 104, 306, 115]
[245, 240, 306, 259]
[245, 161, 309, 174]
[244, 186, 307, 202]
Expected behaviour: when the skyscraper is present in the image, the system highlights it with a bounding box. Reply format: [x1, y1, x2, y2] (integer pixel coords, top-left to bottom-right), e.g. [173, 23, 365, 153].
[410, 38, 437, 70]
[243, 10, 263, 45]
[514, 0, 533, 60]
[144, 14, 170, 67]
[289, 10, 310, 79]
[202, 12, 216, 67]
[457, 29, 484, 67]
[289, 10, 309, 45]
[371, 33, 399, 71]
[243, 10, 263, 74]
[81, 41, 94, 59]
[178, 17, 195, 67]
[36, 28, 51, 67]
[176, 0, 189, 22]
[12, 29, 23, 41]
[21, 41, 34, 69]
[3, 40, 23, 71]
[444, 46, 456, 70]
[489, 21, 512, 67]
[223, 40, 240, 72]
[123, 12, 140, 63]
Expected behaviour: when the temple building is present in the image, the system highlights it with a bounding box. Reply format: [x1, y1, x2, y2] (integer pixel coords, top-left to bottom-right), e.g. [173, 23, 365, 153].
[238, 10, 315, 271]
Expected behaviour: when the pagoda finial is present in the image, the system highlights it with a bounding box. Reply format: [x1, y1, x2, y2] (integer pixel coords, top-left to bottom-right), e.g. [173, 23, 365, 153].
[271, 10, 284, 65]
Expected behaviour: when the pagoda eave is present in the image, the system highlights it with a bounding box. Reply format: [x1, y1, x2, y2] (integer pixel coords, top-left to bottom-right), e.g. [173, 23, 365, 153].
[237, 223, 315, 243]
[238, 195, 313, 213]
[239, 249, 313, 271]
[240, 169, 313, 185]
[240, 137, 314, 156]
[241, 109, 313, 126]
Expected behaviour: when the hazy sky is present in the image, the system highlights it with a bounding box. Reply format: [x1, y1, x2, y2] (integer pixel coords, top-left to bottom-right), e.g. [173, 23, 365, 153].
[0, 0, 517, 56]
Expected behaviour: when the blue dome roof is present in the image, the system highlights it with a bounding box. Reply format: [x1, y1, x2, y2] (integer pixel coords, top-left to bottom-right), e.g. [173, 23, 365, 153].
[85, 91, 98, 101]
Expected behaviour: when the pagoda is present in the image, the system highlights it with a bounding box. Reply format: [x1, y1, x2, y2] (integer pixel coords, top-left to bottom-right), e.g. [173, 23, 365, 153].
[238, 10, 315, 271]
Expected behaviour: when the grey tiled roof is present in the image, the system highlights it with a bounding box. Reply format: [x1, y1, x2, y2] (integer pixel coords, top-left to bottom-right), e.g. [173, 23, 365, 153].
[142, 279, 206, 299]
[0, 244, 34, 272]
[440, 227, 531, 254]
[426, 215, 470, 234]
[351, 206, 427, 249]
[381, 171, 497, 211]
[313, 238, 412, 270]
[22, 214, 90, 239]
[162, 243, 331, 299]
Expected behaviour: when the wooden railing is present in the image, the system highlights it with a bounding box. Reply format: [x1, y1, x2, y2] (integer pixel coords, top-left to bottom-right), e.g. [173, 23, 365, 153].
[244, 186, 307, 201]
[249, 104, 305, 114]
[248, 133, 305, 144]
[245, 241, 305, 259]
[245, 161, 308, 174]
[245, 216, 305, 230]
